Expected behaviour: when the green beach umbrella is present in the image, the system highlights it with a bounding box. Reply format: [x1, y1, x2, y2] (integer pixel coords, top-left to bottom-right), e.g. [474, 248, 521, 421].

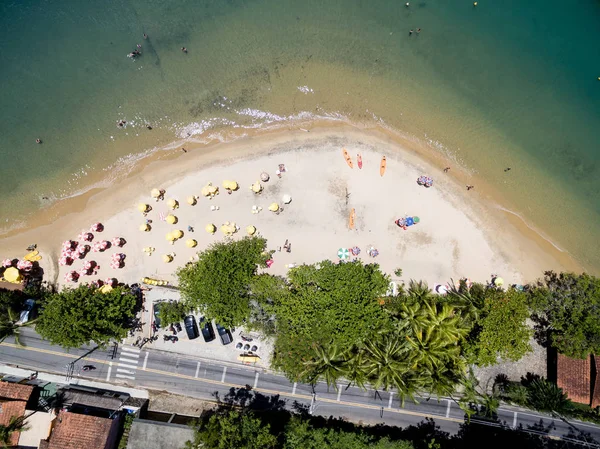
[337, 248, 350, 260]
[413, 216, 420, 224]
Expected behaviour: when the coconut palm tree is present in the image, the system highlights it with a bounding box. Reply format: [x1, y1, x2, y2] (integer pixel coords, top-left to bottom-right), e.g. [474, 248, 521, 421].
[0, 307, 37, 346]
[0, 415, 29, 447]
[342, 348, 368, 391]
[361, 333, 411, 393]
[300, 343, 349, 390]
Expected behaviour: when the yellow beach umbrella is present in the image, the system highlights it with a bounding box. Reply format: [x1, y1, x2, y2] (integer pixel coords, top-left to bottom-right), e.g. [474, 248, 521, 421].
[140, 223, 151, 232]
[167, 198, 179, 209]
[151, 188, 161, 199]
[250, 181, 262, 193]
[138, 203, 149, 213]
[162, 254, 173, 263]
[3, 267, 21, 283]
[186, 239, 198, 248]
[205, 223, 216, 234]
[187, 196, 197, 205]
[99, 284, 113, 294]
[223, 180, 237, 190]
[268, 203, 279, 212]
[166, 214, 178, 225]
[173, 229, 184, 239]
[246, 225, 256, 236]
[166, 232, 176, 241]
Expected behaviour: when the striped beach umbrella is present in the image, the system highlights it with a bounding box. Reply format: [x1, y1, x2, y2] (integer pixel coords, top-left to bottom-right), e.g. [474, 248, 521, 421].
[337, 248, 350, 260]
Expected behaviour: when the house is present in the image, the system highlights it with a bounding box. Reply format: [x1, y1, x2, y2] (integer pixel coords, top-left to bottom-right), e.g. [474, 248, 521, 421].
[0, 381, 34, 447]
[39, 410, 120, 449]
[556, 353, 600, 407]
[126, 420, 195, 449]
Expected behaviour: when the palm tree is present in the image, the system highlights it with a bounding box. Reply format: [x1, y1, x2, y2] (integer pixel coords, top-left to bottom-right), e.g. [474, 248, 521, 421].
[0, 415, 30, 448]
[0, 307, 37, 346]
[342, 348, 368, 391]
[300, 343, 349, 390]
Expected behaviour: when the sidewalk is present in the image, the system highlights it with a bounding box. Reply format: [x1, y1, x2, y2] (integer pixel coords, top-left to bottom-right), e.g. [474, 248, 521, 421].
[123, 286, 273, 369]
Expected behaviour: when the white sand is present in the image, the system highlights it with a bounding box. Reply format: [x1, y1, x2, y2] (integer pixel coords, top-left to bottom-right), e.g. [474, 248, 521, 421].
[1, 126, 576, 290]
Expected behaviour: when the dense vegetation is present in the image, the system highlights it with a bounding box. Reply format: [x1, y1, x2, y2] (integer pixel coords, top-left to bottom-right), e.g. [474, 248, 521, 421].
[35, 284, 137, 349]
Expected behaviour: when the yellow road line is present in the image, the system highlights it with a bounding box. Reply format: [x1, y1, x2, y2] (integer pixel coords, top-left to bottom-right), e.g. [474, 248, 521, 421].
[1, 342, 462, 423]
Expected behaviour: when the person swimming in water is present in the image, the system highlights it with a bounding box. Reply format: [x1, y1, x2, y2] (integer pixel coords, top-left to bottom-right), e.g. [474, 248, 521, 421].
[181, 47, 187, 53]
[36, 138, 42, 144]
[143, 33, 148, 39]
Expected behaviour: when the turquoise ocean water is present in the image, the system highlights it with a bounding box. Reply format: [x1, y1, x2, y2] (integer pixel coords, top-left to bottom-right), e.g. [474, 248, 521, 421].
[1, 0, 599, 270]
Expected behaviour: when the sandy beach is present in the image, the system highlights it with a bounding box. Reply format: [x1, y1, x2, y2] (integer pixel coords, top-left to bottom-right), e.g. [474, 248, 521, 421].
[0, 125, 582, 290]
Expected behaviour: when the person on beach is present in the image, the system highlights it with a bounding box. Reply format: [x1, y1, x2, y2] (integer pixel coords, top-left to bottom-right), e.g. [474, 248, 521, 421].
[36, 138, 42, 144]
[187, 225, 194, 232]
[444, 166, 450, 173]
[146, 125, 152, 130]
[181, 148, 187, 153]
[504, 167, 511, 172]
[181, 47, 187, 53]
[466, 185, 474, 191]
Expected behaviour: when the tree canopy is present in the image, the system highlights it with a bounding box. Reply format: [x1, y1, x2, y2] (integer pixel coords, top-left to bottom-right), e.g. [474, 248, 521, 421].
[255, 260, 390, 381]
[526, 271, 600, 358]
[36, 285, 137, 349]
[177, 236, 269, 328]
[458, 287, 532, 367]
[157, 300, 187, 326]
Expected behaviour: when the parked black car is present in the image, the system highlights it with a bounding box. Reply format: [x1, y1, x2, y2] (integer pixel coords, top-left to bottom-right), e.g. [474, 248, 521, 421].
[216, 324, 232, 345]
[199, 317, 216, 342]
[184, 315, 199, 340]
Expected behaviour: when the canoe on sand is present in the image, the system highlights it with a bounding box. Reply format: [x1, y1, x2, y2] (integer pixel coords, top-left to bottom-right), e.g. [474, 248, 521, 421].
[357, 153, 363, 169]
[342, 148, 353, 168]
[349, 208, 356, 230]
[380, 156, 387, 176]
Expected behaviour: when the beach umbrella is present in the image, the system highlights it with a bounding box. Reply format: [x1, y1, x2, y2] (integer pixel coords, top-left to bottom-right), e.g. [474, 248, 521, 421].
[282, 194, 292, 204]
[167, 198, 179, 209]
[3, 267, 21, 283]
[162, 254, 173, 263]
[166, 214, 178, 224]
[140, 223, 151, 232]
[205, 223, 216, 234]
[138, 203, 149, 213]
[90, 222, 104, 232]
[65, 271, 79, 283]
[493, 277, 504, 287]
[2, 259, 13, 268]
[110, 260, 121, 269]
[173, 229, 184, 239]
[99, 284, 113, 294]
[246, 225, 256, 236]
[223, 180, 238, 191]
[111, 237, 124, 247]
[186, 239, 197, 248]
[187, 196, 197, 205]
[79, 267, 90, 277]
[16, 260, 33, 271]
[351, 246, 361, 256]
[201, 185, 211, 197]
[406, 217, 414, 227]
[166, 232, 176, 242]
[260, 172, 270, 182]
[268, 203, 279, 212]
[337, 248, 350, 260]
[151, 188, 161, 199]
[250, 181, 262, 193]
[413, 216, 420, 224]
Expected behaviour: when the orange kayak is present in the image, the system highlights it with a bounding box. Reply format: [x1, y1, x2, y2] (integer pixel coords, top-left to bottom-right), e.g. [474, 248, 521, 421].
[349, 208, 356, 230]
[357, 153, 363, 169]
[342, 148, 353, 168]
[380, 156, 387, 176]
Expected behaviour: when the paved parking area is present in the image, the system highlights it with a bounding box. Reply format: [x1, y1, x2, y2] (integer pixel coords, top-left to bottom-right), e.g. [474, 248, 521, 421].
[124, 287, 273, 369]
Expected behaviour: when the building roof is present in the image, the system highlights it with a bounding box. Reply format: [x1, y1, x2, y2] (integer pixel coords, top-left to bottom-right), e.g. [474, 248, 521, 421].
[126, 419, 195, 449]
[557, 354, 591, 405]
[0, 381, 34, 401]
[0, 381, 34, 446]
[43, 410, 114, 449]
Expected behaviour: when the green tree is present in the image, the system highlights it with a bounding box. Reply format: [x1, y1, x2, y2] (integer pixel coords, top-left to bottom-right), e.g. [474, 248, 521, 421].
[158, 301, 187, 325]
[0, 306, 37, 346]
[301, 344, 349, 390]
[264, 260, 389, 381]
[462, 288, 532, 367]
[526, 271, 600, 358]
[185, 410, 277, 449]
[527, 377, 572, 414]
[177, 236, 270, 328]
[36, 285, 136, 349]
[0, 415, 30, 448]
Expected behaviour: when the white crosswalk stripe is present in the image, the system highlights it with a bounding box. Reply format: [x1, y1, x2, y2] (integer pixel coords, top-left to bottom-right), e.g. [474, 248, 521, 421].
[116, 346, 141, 380]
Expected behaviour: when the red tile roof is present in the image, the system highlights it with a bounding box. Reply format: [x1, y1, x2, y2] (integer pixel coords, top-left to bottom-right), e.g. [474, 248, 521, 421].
[0, 382, 33, 401]
[0, 382, 33, 446]
[557, 354, 591, 405]
[44, 410, 114, 449]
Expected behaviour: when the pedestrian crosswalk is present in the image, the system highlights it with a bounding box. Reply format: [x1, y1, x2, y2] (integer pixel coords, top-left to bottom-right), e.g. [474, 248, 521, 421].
[115, 346, 140, 380]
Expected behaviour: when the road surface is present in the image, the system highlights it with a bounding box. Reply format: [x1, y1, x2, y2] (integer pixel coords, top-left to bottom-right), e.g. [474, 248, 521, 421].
[1, 328, 599, 447]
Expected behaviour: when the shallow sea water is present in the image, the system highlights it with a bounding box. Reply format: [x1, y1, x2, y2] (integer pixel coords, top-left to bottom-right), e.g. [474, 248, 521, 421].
[0, 0, 599, 270]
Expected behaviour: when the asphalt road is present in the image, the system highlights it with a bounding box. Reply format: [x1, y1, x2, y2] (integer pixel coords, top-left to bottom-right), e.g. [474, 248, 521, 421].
[2, 328, 600, 447]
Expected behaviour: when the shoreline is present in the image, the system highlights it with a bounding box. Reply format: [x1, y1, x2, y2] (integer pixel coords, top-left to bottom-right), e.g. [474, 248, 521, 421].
[0, 123, 586, 284]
